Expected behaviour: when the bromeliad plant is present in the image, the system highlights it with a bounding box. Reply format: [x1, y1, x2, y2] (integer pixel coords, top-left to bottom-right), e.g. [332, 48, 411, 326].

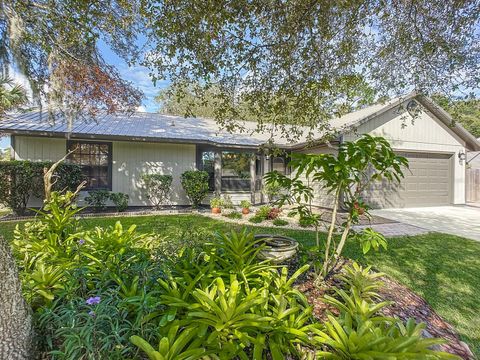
[264, 135, 408, 282]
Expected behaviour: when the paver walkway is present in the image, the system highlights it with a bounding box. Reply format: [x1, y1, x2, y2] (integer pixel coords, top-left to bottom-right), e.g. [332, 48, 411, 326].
[352, 223, 429, 237]
[372, 206, 480, 241]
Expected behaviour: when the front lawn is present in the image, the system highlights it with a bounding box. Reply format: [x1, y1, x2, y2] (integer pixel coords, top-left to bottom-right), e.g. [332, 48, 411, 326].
[1, 213, 479, 357]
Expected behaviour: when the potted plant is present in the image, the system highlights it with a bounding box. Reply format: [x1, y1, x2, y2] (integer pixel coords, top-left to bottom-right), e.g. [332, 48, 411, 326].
[240, 200, 251, 215]
[210, 196, 223, 214]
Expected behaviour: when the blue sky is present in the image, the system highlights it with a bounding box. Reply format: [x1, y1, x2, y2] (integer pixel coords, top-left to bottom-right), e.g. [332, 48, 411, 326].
[0, 40, 168, 149]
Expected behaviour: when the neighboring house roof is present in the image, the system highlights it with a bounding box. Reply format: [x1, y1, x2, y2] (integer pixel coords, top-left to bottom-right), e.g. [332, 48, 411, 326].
[1, 92, 479, 150]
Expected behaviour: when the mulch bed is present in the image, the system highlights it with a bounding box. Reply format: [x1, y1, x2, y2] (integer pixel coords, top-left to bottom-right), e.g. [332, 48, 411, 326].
[295, 266, 475, 359]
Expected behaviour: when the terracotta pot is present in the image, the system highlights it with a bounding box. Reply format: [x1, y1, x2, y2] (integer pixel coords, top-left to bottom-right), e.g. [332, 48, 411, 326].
[211, 207, 221, 214]
[242, 208, 250, 215]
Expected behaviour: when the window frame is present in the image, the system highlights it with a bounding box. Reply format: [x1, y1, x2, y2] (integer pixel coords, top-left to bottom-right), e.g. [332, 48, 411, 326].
[66, 140, 113, 191]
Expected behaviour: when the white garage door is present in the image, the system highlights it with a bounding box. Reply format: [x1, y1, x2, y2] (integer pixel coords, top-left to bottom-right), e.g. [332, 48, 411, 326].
[364, 152, 452, 208]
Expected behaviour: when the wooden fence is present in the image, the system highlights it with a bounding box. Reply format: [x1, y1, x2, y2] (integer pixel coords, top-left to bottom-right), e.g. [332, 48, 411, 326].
[466, 168, 480, 203]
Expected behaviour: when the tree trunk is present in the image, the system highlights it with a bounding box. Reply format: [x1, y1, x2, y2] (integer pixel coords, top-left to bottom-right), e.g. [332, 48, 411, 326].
[0, 236, 36, 359]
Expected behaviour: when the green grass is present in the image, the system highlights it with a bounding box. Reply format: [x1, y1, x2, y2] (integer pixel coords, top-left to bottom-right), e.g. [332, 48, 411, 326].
[1, 213, 479, 357]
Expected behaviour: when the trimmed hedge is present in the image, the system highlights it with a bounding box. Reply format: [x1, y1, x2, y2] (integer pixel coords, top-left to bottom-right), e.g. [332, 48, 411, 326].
[0, 160, 84, 215]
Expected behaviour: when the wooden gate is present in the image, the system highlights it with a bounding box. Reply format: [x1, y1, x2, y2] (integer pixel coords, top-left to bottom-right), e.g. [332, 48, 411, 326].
[466, 168, 480, 202]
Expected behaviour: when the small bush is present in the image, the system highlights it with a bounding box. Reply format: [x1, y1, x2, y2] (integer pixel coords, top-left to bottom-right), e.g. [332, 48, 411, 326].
[223, 211, 242, 219]
[210, 196, 223, 208]
[109, 192, 129, 212]
[255, 205, 272, 219]
[273, 218, 288, 226]
[248, 216, 263, 224]
[299, 217, 314, 227]
[180, 170, 209, 208]
[263, 181, 282, 203]
[85, 189, 110, 212]
[221, 194, 234, 209]
[0, 160, 83, 215]
[141, 174, 173, 208]
[240, 199, 251, 209]
[267, 207, 282, 220]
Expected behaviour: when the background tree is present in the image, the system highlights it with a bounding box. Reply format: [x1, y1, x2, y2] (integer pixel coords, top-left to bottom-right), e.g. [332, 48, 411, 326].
[142, 1, 479, 141]
[432, 94, 480, 138]
[0, 1, 143, 120]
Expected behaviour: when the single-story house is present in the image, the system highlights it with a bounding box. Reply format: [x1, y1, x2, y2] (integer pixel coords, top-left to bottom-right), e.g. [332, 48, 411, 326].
[1, 91, 479, 209]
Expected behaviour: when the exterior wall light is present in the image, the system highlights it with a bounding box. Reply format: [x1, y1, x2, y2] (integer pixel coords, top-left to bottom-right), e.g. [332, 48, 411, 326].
[458, 151, 466, 161]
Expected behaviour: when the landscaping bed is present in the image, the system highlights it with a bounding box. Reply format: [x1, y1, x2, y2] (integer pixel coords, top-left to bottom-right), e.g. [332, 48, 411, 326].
[296, 265, 475, 359]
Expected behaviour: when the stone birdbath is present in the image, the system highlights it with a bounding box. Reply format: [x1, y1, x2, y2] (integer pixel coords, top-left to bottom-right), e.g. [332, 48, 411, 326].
[254, 234, 299, 264]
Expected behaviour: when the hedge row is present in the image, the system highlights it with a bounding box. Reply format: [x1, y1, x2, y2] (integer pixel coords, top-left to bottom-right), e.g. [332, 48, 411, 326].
[0, 161, 84, 215]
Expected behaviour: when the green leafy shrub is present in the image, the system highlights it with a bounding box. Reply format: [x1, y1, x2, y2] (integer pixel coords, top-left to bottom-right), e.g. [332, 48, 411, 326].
[223, 211, 242, 219]
[273, 218, 288, 226]
[255, 205, 272, 219]
[85, 189, 110, 211]
[131, 230, 318, 359]
[240, 199, 251, 209]
[109, 192, 129, 212]
[180, 170, 209, 208]
[336, 261, 384, 300]
[263, 180, 282, 203]
[221, 194, 234, 209]
[0, 160, 83, 215]
[209, 195, 223, 208]
[299, 217, 314, 227]
[248, 215, 264, 224]
[141, 174, 173, 208]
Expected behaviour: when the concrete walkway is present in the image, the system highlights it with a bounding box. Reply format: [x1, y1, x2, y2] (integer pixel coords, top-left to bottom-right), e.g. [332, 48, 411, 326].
[371, 206, 480, 241]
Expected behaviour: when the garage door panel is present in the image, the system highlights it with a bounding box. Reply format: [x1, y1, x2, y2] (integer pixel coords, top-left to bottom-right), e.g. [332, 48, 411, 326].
[364, 152, 452, 208]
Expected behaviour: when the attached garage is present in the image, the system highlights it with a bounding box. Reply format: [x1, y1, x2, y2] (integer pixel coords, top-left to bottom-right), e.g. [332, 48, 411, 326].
[299, 92, 480, 209]
[364, 152, 452, 208]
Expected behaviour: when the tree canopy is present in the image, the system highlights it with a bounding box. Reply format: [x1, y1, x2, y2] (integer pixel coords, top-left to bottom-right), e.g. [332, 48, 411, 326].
[1, 1, 479, 139]
[0, 1, 143, 120]
[432, 95, 480, 138]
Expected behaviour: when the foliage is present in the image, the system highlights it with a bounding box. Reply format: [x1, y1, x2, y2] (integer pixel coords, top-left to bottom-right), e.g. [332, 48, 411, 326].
[143, 1, 479, 140]
[336, 262, 384, 301]
[0, 160, 83, 215]
[263, 181, 283, 204]
[432, 94, 480, 138]
[316, 278, 458, 360]
[1, 214, 478, 357]
[265, 135, 407, 281]
[255, 205, 272, 220]
[12, 189, 163, 358]
[298, 217, 314, 228]
[248, 216, 264, 224]
[353, 228, 388, 255]
[223, 211, 242, 220]
[131, 230, 318, 359]
[272, 219, 288, 227]
[109, 192, 129, 212]
[180, 170, 209, 208]
[85, 189, 111, 212]
[209, 196, 223, 209]
[0, 76, 29, 114]
[1, 1, 143, 118]
[267, 207, 282, 220]
[141, 174, 173, 209]
[221, 194, 234, 209]
[240, 200, 251, 209]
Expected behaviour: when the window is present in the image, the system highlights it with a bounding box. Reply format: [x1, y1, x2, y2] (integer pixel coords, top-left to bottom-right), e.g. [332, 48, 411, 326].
[272, 157, 286, 175]
[199, 150, 215, 191]
[222, 151, 252, 191]
[67, 141, 112, 190]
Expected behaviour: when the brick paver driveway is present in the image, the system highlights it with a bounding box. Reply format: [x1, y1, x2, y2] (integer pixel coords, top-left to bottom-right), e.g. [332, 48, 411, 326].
[371, 206, 480, 241]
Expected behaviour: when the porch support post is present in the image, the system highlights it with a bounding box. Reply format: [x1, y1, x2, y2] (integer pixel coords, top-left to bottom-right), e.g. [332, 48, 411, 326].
[250, 155, 256, 204]
[214, 150, 222, 195]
